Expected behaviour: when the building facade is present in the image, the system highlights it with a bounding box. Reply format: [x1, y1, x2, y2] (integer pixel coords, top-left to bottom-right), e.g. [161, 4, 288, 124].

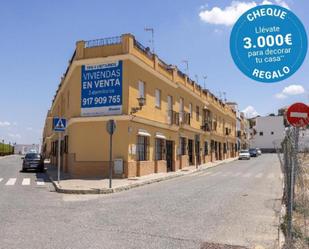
[42, 34, 238, 178]
[249, 116, 285, 152]
[226, 102, 249, 150]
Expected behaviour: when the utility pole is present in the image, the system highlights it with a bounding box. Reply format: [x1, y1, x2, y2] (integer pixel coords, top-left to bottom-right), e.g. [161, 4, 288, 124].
[144, 27, 155, 54]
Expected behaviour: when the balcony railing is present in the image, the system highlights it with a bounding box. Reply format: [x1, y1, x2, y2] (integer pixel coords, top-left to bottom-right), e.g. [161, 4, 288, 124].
[201, 122, 211, 132]
[85, 36, 122, 48]
[237, 130, 242, 138]
[180, 112, 190, 125]
[168, 110, 179, 126]
[133, 39, 154, 59]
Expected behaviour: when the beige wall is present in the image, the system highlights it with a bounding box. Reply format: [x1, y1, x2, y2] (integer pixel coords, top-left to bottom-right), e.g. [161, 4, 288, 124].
[43, 33, 237, 178]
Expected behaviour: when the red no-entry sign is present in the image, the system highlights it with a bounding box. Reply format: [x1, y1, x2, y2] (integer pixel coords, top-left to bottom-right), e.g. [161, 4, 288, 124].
[286, 102, 309, 127]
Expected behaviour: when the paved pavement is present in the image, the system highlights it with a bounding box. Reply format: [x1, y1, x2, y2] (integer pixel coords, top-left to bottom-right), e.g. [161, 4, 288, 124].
[0, 154, 282, 249]
[46, 157, 237, 194]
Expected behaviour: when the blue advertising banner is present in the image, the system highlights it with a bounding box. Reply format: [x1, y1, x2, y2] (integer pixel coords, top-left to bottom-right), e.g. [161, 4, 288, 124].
[81, 61, 122, 116]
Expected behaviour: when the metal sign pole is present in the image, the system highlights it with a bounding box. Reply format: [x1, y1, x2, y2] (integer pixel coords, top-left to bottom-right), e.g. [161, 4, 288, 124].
[106, 120, 116, 189]
[109, 132, 113, 189]
[57, 132, 61, 184]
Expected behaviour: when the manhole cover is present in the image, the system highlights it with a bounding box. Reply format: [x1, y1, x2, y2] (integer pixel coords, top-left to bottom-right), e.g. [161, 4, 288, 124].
[200, 242, 248, 249]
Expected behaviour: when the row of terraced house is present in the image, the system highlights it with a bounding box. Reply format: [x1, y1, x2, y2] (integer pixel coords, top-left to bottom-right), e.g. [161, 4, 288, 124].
[42, 34, 249, 178]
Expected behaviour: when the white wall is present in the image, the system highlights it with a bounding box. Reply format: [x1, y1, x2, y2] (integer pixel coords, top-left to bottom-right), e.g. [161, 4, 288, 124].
[251, 116, 285, 150]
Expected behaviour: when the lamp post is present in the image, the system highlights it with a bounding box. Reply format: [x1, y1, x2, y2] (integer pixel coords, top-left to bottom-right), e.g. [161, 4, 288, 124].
[130, 97, 146, 115]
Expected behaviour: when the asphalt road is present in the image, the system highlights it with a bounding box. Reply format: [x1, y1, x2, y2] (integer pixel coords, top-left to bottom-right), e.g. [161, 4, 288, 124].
[0, 154, 282, 249]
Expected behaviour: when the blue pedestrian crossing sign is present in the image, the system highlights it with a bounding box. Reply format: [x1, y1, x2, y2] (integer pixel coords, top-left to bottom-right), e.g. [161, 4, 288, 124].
[53, 118, 66, 132]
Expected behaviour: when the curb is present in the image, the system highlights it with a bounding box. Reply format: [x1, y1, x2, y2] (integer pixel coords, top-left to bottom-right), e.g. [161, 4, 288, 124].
[47, 157, 238, 195]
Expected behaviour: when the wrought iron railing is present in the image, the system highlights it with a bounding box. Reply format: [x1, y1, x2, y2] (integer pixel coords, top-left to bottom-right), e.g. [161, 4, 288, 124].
[85, 36, 122, 48]
[201, 122, 211, 132]
[133, 39, 153, 59]
[167, 110, 179, 126]
[180, 112, 190, 125]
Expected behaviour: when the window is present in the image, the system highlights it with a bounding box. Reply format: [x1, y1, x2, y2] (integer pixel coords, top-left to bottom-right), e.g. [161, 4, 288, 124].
[136, 136, 149, 161]
[155, 138, 165, 160]
[204, 141, 209, 155]
[138, 81, 145, 98]
[259, 132, 263, 136]
[271, 131, 274, 135]
[189, 103, 193, 119]
[196, 106, 200, 121]
[52, 141, 58, 156]
[180, 137, 187, 155]
[155, 89, 161, 108]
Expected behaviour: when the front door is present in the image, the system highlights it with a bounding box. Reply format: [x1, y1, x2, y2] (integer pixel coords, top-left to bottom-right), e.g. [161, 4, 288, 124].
[188, 139, 193, 165]
[195, 140, 200, 165]
[166, 140, 174, 171]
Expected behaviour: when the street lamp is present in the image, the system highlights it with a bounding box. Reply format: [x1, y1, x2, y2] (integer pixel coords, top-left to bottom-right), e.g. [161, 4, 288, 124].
[130, 97, 146, 115]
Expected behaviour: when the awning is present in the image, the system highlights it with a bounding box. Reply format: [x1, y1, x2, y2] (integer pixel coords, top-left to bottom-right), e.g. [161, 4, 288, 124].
[155, 132, 166, 140]
[138, 129, 151, 137]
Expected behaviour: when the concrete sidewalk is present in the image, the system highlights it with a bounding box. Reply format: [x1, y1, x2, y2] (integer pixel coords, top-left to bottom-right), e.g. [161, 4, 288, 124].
[46, 157, 238, 194]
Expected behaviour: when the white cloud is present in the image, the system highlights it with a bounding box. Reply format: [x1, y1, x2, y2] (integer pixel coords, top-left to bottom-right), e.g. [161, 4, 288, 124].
[242, 105, 259, 118]
[8, 133, 21, 139]
[275, 84, 305, 99]
[274, 0, 289, 9]
[26, 127, 33, 131]
[282, 85, 305, 95]
[0, 121, 11, 127]
[274, 93, 287, 99]
[199, 0, 289, 26]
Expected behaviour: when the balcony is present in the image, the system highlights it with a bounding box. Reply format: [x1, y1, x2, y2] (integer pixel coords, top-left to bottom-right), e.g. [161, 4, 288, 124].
[201, 122, 211, 132]
[168, 110, 179, 126]
[237, 130, 242, 138]
[180, 112, 190, 125]
[225, 128, 232, 136]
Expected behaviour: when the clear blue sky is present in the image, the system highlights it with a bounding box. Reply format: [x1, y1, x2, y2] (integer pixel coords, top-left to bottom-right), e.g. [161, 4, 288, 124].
[0, 0, 308, 144]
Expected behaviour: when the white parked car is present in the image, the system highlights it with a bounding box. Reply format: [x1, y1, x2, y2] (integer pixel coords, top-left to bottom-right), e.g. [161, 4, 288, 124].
[256, 148, 262, 156]
[239, 150, 250, 160]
